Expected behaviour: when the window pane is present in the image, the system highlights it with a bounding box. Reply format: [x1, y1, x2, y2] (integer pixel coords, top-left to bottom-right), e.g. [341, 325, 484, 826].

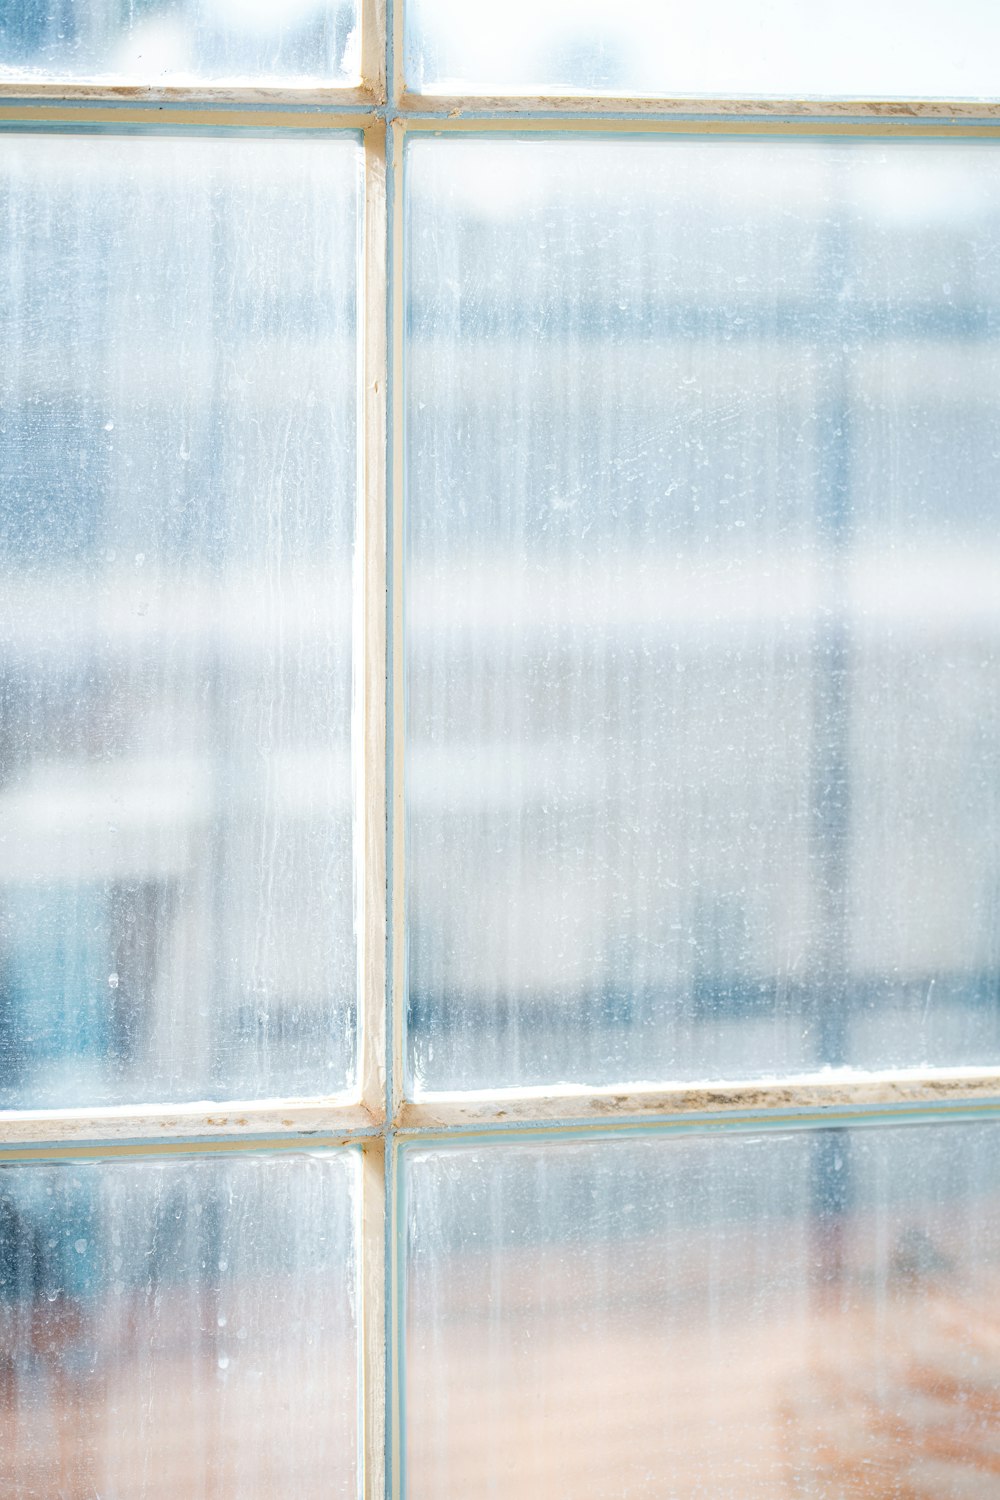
[406, 137, 1000, 1092]
[403, 1121, 1000, 1498]
[405, 0, 1000, 100]
[0, 1148, 359, 1498]
[0, 1, 359, 87]
[1, 134, 359, 1107]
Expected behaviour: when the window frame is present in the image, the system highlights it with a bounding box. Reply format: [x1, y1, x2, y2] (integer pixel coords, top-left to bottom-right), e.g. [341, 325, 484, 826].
[2, 5, 1000, 1499]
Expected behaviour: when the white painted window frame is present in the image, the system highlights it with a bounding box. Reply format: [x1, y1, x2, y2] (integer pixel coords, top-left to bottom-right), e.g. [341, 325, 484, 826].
[3, 4, 1000, 1496]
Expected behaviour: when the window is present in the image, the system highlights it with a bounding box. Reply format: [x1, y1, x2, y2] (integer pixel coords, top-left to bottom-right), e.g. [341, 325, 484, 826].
[2, 5, 999, 1497]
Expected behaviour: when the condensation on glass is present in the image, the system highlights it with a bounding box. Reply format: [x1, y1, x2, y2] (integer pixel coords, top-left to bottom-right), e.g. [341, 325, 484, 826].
[405, 136, 1000, 1093]
[0, 0, 360, 87]
[0, 1148, 359, 1499]
[0, 133, 361, 1107]
[403, 1120, 1000, 1499]
[404, 0, 1000, 100]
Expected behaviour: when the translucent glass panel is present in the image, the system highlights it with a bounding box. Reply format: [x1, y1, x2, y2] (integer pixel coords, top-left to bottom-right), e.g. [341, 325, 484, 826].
[405, 0, 1000, 100]
[0, 134, 360, 1107]
[0, 1, 359, 87]
[405, 137, 1000, 1092]
[403, 1121, 1000, 1499]
[0, 1148, 359, 1499]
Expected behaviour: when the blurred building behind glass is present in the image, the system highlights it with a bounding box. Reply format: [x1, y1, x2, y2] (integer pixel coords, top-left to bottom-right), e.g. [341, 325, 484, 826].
[1, 131, 360, 1110]
[405, 136, 1000, 1091]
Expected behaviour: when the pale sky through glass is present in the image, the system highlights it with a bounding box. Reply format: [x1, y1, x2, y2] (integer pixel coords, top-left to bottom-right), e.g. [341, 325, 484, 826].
[407, 0, 1000, 98]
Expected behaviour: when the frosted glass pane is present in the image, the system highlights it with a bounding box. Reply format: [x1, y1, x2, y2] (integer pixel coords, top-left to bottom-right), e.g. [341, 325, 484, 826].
[405, 137, 1000, 1092]
[0, 134, 359, 1107]
[403, 1122, 1000, 1499]
[405, 0, 1000, 100]
[0, 1148, 358, 1499]
[0, 1, 359, 86]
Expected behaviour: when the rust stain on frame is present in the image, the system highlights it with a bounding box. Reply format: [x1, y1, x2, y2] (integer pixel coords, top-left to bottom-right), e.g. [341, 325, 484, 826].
[395, 1069, 1000, 1129]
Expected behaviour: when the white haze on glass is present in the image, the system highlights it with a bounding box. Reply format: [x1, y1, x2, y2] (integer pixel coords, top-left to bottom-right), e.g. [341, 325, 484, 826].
[404, 1121, 1000, 1498]
[0, 1150, 359, 1499]
[405, 137, 1000, 1093]
[0, 0, 359, 85]
[0, 135, 361, 1107]
[407, 0, 1000, 99]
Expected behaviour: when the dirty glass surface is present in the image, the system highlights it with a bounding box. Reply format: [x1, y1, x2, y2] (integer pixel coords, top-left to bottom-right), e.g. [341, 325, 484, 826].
[0, 133, 360, 1107]
[0, 1148, 359, 1500]
[403, 1121, 1000, 1499]
[0, 0, 360, 86]
[404, 0, 1000, 100]
[405, 136, 1000, 1093]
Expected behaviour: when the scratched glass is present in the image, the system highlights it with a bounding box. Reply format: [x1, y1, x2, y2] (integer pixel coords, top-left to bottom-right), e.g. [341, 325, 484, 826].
[0, 1149, 359, 1500]
[405, 0, 1000, 99]
[403, 1121, 1000, 1500]
[405, 137, 1000, 1093]
[0, 134, 360, 1107]
[0, 0, 359, 87]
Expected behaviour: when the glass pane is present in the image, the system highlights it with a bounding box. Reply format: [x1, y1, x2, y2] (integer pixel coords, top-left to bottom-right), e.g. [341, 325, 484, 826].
[0, 1148, 359, 1498]
[1, 134, 360, 1107]
[405, 0, 1000, 100]
[403, 1121, 1000, 1499]
[0, 1, 359, 87]
[405, 136, 1000, 1093]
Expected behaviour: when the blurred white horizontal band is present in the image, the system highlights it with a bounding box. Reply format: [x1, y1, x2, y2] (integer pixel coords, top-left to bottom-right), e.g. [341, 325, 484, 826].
[396, 1068, 1000, 1129]
[406, 552, 1000, 643]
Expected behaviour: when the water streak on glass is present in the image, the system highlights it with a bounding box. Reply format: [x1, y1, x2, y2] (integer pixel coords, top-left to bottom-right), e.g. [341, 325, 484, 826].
[405, 0, 1000, 100]
[403, 1122, 1000, 1499]
[0, 134, 360, 1107]
[405, 137, 1000, 1092]
[0, 1149, 359, 1499]
[0, 0, 359, 86]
